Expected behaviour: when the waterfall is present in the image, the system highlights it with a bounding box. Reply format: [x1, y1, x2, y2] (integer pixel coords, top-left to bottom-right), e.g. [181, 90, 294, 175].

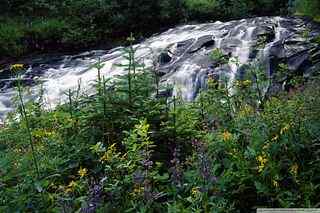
[0, 16, 319, 123]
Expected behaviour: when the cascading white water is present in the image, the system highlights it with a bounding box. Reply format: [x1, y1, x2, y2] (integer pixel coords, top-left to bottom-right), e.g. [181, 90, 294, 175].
[0, 16, 319, 123]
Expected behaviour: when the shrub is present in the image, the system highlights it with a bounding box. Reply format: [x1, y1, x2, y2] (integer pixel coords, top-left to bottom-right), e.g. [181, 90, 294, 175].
[294, 0, 320, 20]
[1, 38, 320, 212]
[0, 20, 25, 57]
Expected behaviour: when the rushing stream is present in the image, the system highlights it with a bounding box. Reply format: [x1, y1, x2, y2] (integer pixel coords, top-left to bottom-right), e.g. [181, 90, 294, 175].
[0, 16, 319, 123]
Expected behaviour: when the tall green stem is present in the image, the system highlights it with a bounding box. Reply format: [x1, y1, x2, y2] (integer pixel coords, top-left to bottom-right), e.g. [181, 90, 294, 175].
[17, 79, 40, 178]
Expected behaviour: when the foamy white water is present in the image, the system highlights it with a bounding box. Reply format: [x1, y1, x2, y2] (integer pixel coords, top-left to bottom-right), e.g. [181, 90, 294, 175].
[1, 16, 319, 122]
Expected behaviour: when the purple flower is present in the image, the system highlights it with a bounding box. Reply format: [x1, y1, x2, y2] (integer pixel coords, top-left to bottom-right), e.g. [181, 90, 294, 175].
[192, 140, 218, 184]
[81, 180, 103, 213]
[169, 147, 183, 187]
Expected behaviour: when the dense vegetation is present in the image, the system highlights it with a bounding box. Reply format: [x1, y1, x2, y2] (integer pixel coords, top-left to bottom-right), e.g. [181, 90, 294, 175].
[1, 43, 320, 212]
[1, 0, 320, 212]
[1, 0, 319, 59]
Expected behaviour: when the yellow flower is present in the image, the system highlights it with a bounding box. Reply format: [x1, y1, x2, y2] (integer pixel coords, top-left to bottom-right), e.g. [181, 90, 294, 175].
[271, 134, 279, 141]
[239, 105, 254, 117]
[280, 124, 290, 135]
[290, 163, 299, 176]
[68, 180, 77, 189]
[235, 80, 242, 87]
[272, 180, 279, 188]
[235, 80, 252, 88]
[64, 180, 78, 193]
[208, 77, 218, 88]
[242, 80, 252, 87]
[78, 167, 88, 178]
[100, 152, 109, 162]
[131, 185, 144, 197]
[10, 64, 24, 72]
[191, 187, 201, 197]
[133, 186, 144, 194]
[256, 154, 268, 173]
[222, 130, 232, 141]
[100, 143, 117, 162]
[64, 187, 73, 193]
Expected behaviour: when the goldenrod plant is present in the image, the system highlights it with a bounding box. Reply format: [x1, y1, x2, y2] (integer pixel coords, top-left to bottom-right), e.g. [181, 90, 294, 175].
[1, 44, 320, 212]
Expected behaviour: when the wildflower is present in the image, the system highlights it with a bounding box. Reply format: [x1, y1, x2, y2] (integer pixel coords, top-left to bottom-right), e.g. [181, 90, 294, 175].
[169, 147, 183, 187]
[208, 77, 218, 88]
[64, 187, 73, 193]
[280, 124, 290, 135]
[272, 180, 279, 188]
[66, 180, 77, 193]
[99, 152, 109, 162]
[81, 182, 103, 213]
[131, 185, 144, 197]
[256, 154, 268, 173]
[271, 134, 279, 141]
[191, 187, 201, 197]
[68, 180, 77, 189]
[290, 163, 299, 176]
[64, 181, 77, 193]
[242, 80, 252, 87]
[235, 80, 252, 88]
[222, 130, 232, 141]
[235, 80, 242, 87]
[99, 143, 117, 162]
[78, 167, 88, 178]
[133, 186, 144, 194]
[239, 105, 253, 117]
[192, 139, 217, 182]
[10, 64, 24, 72]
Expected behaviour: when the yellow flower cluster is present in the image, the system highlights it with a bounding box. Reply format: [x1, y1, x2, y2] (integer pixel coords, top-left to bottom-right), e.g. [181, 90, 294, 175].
[235, 80, 252, 88]
[10, 64, 24, 71]
[227, 148, 238, 158]
[239, 105, 254, 117]
[222, 130, 232, 142]
[290, 163, 299, 176]
[78, 167, 88, 178]
[64, 180, 77, 193]
[191, 186, 201, 198]
[208, 77, 218, 88]
[272, 180, 279, 188]
[256, 154, 268, 173]
[131, 184, 144, 197]
[271, 123, 292, 142]
[32, 129, 54, 140]
[100, 143, 117, 162]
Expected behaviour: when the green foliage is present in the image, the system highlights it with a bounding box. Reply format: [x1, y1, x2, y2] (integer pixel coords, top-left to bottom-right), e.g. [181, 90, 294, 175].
[1, 44, 320, 211]
[183, 0, 218, 20]
[0, 20, 25, 57]
[312, 35, 320, 45]
[294, 0, 320, 20]
[209, 48, 229, 65]
[26, 19, 71, 50]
